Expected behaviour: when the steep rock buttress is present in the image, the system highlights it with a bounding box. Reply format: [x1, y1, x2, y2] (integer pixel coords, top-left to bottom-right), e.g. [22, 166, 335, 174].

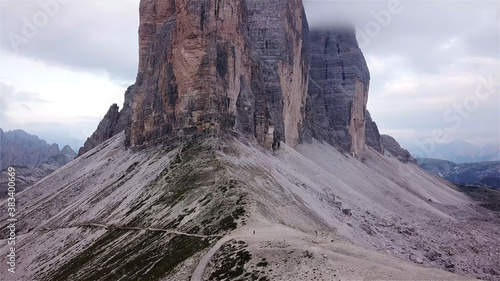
[126, 0, 310, 149]
[303, 28, 383, 156]
[81, 1, 388, 159]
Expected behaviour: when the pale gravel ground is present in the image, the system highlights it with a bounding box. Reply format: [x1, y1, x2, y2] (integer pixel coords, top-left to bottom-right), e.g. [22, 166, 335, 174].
[198, 220, 476, 281]
[1, 133, 498, 280]
[207, 138, 498, 280]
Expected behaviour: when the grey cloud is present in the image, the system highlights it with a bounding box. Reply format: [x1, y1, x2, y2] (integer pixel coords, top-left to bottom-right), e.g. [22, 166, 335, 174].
[305, 1, 499, 74]
[0, 0, 140, 84]
[16, 90, 49, 103]
[464, 23, 500, 59]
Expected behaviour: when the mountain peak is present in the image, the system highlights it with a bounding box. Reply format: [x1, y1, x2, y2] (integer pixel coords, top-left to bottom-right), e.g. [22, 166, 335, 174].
[126, 0, 310, 149]
[81, 0, 384, 159]
[9, 2, 500, 281]
[61, 145, 76, 157]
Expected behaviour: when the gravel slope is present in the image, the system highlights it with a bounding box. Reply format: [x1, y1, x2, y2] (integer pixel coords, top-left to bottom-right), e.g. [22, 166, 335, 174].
[1, 134, 498, 280]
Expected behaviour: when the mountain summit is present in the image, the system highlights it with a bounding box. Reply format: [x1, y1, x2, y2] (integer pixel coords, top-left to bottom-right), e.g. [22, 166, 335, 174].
[3, 1, 499, 281]
[80, 0, 383, 157]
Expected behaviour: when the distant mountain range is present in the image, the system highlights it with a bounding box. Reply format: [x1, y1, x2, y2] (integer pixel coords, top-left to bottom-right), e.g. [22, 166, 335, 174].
[0, 128, 77, 197]
[0, 128, 76, 170]
[404, 140, 499, 164]
[417, 158, 500, 188]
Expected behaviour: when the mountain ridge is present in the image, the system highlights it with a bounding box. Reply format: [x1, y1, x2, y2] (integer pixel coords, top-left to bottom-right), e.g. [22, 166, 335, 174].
[0, 128, 75, 170]
[3, 131, 499, 280]
[3, 1, 499, 280]
[417, 157, 500, 188]
[405, 140, 500, 163]
[0, 128, 76, 198]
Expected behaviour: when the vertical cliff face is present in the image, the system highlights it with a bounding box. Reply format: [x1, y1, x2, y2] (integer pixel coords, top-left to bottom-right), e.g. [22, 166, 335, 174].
[365, 110, 384, 153]
[77, 104, 121, 156]
[124, 0, 310, 148]
[246, 0, 310, 147]
[81, 1, 386, 157]
[129, 0, 232, 147]
[304, 28, 379, 156]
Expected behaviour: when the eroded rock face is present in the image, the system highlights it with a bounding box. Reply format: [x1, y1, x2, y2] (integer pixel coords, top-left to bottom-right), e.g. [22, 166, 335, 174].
[125, 0, 310, 148]
[365, 110, 384, 153]
[246, 0, 311, 147]
[129, 0, 252, 147]
[303, 28, 371, 156]
[84, 1, 387, 156]
[78, 104, 121, 156]
[381, 134, 416, 163]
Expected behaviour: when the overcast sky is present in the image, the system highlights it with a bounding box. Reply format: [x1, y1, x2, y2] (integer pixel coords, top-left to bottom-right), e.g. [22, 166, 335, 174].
[0, 0, 499, 153]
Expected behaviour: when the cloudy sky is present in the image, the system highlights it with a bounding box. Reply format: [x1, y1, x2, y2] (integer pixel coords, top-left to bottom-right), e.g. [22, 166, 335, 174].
[1, 0, 499, 154]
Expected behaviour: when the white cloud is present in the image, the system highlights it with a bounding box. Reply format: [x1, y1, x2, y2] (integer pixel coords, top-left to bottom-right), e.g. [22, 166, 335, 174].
[0, 54, 126, 130]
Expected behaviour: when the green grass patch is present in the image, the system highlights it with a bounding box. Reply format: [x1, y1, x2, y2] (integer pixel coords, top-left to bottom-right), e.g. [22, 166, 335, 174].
[46, 230, 210, 281]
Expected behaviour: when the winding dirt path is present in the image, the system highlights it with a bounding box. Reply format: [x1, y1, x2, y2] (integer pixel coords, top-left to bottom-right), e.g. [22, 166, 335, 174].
[41, 223, 222, 238]
[190, 223, 306, 281]
[191, 235, 234, 281]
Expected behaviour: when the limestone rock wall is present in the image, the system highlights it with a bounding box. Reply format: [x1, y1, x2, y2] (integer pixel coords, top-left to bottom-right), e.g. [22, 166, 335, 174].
[82, 1, 391, 157]
[246, 0, 310, 147]
[365, 110, 384, 153]
[125, 0, 310, 149]
[78, 104, 121, 156]
[304, 28, 373, 156]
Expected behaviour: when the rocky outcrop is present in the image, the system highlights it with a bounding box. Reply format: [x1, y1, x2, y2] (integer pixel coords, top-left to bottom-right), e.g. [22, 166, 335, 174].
[365, 111, 384, 153]
[84, 1, 388, 159]
[61, 145, 77, 158]
[124, 0, 310, 149]
[245, 0, 311, 147]
[78, 85, 134, 155]
[303, 27, 371, 157]
[78, 104, 121, 156]
[47, 148, 76, 167]
[128, 0, 254, 147]
[47, 143, 60, 159]
[381, 134, 416, 163]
